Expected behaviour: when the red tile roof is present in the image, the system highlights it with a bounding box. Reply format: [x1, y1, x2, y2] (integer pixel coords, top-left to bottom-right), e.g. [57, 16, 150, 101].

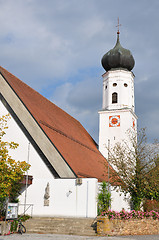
[0, 66, 118, 183]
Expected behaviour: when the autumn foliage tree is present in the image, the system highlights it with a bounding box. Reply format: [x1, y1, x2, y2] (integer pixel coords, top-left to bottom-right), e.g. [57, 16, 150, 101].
[0, 114, 30, 216]
[108, 128, 159, 211]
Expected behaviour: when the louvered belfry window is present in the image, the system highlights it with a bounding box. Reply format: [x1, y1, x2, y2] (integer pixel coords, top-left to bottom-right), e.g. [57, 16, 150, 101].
[112, 92, 118, 104]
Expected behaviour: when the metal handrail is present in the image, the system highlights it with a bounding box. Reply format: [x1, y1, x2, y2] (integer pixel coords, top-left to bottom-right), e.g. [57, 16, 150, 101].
[18, 204, 34, 218]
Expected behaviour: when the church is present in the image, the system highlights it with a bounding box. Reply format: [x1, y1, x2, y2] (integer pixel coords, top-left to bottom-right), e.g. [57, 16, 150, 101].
[0, 29, 136, 218]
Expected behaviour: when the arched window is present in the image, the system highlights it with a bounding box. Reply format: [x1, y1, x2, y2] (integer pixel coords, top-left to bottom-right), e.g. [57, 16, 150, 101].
[112, 92, 118, 104]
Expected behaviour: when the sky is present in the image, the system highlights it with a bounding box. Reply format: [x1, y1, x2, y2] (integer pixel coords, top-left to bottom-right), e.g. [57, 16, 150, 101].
[0, 0, 159, 144]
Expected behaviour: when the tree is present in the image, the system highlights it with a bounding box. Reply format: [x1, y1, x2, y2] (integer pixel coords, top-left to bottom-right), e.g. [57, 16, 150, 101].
[0, 114, 30, 217]
[144, 155, 159, 201]
[108, 128, 159, 211]
[98, 181, 111, 215]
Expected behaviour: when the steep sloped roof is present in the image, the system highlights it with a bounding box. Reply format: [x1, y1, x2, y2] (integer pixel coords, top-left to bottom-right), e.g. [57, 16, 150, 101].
[0, 66, 118, 182]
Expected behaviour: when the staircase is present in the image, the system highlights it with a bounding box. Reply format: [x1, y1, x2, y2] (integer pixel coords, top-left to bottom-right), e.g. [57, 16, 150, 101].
[24, 217, 97, 236]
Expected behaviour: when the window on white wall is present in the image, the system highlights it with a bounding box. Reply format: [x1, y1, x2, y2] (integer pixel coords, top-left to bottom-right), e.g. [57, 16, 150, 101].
[112, 92, 118, 104]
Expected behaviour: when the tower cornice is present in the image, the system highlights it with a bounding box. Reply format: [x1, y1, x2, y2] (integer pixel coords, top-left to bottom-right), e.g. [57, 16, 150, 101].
[102, 68, 135, 78]
[98, 108, 138, 120]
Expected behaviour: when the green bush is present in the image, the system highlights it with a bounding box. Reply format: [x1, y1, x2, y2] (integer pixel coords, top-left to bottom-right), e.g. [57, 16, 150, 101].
[98, 181, 111, 215]
[10, 220, 18, 232]
[18, 214, 31, 222]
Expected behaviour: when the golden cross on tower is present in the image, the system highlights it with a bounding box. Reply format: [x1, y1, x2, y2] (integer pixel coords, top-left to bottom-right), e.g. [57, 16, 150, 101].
[116, 17, 121, 34]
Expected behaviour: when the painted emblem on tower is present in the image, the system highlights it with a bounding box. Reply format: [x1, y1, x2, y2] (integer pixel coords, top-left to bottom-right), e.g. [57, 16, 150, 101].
[109, 115, 120, 127]
[132, 118, 135, 130]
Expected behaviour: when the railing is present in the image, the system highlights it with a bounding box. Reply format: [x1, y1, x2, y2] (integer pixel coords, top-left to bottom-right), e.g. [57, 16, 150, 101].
[18, 204, 34, 218]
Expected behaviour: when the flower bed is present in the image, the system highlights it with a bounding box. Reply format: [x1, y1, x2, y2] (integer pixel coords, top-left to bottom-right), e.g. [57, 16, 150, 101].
[101, 209, 159, 220]
[97, 210, 159, 236]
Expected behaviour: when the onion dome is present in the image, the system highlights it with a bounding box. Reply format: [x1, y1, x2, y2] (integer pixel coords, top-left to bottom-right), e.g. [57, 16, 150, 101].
[101, 32, 135, 72]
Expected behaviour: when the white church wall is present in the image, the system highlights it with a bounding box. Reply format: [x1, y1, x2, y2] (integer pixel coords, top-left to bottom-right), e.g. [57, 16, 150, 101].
[0, 100, 98, 218]
[111, 186, 130, 212]
[98, 183, 130, 213]
[52, 178, 97, 218]
[19, 178, 98, 218]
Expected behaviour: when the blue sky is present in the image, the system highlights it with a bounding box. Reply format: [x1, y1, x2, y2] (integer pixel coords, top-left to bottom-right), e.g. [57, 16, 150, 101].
[0, 0, 159, 143]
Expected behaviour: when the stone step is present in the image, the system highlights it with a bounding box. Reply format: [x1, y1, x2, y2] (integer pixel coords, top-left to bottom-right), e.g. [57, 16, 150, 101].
[26, 217, 94, 222]
[26, 225, 96, 231]
[24, 217, 97, 236]
[26, 224, 95, 230]
[25, 221, 95, 228]
[25, 228, 96, 236]
[26, 221, 94, 228]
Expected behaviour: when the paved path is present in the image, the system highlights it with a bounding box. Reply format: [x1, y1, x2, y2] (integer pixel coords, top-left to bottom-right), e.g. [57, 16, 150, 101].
[0, 234, 159, 240]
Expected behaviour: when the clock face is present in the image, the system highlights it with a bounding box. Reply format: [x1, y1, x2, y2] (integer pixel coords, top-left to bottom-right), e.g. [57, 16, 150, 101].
[109, 115, 120, 127]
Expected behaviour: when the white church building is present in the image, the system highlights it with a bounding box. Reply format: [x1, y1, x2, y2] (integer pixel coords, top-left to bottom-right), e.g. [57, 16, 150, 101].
[0, 30, 136, 218]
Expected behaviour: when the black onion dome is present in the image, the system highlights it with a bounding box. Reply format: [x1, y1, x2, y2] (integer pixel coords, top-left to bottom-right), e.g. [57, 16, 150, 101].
[101, 33, 135, 72]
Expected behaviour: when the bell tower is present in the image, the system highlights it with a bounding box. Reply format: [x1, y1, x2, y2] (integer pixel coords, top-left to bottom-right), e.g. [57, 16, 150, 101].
[99, 30, 137, 158]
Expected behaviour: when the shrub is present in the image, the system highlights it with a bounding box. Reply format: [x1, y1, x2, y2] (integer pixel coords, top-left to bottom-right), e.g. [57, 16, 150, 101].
[143, 199, 159, 212]
[98, 182, 111, 215]
[10, 220, 18, 232]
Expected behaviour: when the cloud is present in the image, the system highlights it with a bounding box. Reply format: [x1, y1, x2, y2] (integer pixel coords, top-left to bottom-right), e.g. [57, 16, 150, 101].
[0, 0, 158, 143]
[51, 75, 102, 142]
[135, 73, 159, 141]
[0, 0, 111, 90]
